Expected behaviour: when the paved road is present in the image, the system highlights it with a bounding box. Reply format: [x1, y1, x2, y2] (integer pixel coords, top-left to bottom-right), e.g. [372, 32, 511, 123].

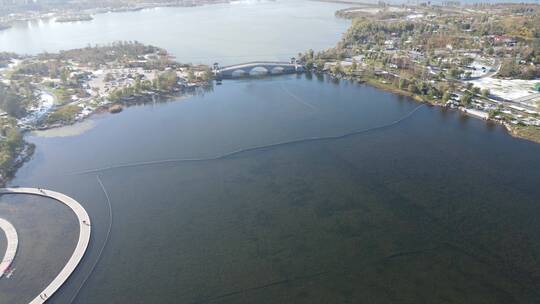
[0, 218, 18, 279]
[0, 188, 91, 304]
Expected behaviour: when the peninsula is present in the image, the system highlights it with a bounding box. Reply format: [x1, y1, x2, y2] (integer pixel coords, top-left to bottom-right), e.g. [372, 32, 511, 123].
[0, 41, 212, 185]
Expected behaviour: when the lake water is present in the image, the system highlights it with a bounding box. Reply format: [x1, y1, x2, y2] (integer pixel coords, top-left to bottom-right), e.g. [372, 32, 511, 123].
[2, 1, 540, 304]
[0, 0, 349, 65]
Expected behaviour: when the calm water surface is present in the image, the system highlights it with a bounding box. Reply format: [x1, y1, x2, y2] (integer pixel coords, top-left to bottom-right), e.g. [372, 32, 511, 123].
[2, 74, 540, 304]
[1, 1, 540, 304]
[0, 0, 350, 65]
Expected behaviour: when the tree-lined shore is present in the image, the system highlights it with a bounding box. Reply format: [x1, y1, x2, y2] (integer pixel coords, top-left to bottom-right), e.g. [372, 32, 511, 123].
[0, 41, 213, 185]
[0, 0, 233, 27]
[299, 2, 540, 143]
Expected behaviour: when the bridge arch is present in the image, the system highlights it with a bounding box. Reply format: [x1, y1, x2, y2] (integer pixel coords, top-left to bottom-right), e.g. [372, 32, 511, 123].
[217, 61, 304, 79]
[270, 66, 285, 74]
[249, 66, 270, 76]
[231, 69, 248, 78]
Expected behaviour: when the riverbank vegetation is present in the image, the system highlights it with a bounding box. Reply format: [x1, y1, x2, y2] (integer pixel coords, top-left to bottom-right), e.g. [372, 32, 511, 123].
[0, 116, 32, 186]
[509, 125, 540, 143]
[0, 0, 232, 28]
[45, 104, 81, 124]
[1, 41, 213, 128]
[300, 2, 540, 143]
[55, 14, 93, 23]
[0, 82, 34, 118]
[0, 42, 213, 184]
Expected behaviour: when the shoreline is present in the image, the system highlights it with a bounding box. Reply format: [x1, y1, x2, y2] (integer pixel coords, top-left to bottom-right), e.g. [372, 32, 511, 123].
[0, 82, 208, 187]
[0, 0, 233, 27]
[0, 142, 35, 187]
[4, 70, 537, 188]
[311, 71, 540, 144]
[354, 76, 540, 144]
[4, 72, 537, 187]
[30, 82, 209, 133]
[0, 41, 214, 187]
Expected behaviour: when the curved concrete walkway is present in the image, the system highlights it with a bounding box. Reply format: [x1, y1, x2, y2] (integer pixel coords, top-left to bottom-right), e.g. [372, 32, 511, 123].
[0, 218, 18, 279]
[0, 188, 91, 304]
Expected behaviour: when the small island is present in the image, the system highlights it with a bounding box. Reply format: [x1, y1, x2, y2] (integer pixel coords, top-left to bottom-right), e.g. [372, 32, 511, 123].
[55, 14, 94, 23]
[0, 0, 232, 30]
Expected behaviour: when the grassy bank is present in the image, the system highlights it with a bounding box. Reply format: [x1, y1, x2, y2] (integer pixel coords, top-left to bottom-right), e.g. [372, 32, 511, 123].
[45, 104, 81, 124]
[362, 77, 431, 104]
[507, 124, 540, 144]
[344, 74, 540, 145]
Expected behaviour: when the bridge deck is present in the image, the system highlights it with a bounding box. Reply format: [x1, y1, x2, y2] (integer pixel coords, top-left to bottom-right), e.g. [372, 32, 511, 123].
[0, 218, 18, 279]
[219, 61, 297, 71]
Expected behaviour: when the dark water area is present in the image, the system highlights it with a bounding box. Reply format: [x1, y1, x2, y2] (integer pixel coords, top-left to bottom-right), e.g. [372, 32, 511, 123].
[0, 195, 78, 304]
[3, 74, 540, 303]
[1, 0, 540, 302]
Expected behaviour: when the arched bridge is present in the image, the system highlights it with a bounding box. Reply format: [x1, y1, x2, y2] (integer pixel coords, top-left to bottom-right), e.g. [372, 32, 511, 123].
[214, 61, 304, 78]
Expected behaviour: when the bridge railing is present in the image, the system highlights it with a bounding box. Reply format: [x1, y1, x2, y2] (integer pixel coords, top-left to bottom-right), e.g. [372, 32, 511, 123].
[218, 61, 299, 70]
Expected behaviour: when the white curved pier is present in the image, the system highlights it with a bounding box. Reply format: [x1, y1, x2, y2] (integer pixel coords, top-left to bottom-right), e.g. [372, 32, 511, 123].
[0, 218, 18, 279]
[0, 188, 91, 304]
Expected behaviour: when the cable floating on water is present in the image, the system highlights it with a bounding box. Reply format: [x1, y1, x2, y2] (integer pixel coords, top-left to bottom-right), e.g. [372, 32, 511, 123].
[71, 104, 425, 176]
[68, 175, 113, 304]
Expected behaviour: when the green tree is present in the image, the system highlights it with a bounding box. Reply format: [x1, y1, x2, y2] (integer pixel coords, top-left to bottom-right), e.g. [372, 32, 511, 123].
[408, 83, 419, 94]
[481, 88, 490, 97]
[60, 68, 70, 84]
[331, 62, 343, 76]
[186, 69, 196, 83]
[460, 92, 473, 105]
[442, 90, 451, 102]
[104, 73, 114, 82]
[133, 77, 142, 93]
[461, 57, 474, 66]
[498, 59, 517, 78]
[307, 49, 315, 60]
[315, 60, 325, 71]
[351, 59, 358, 71]
[398, 78, 407, 90]
[199, 67, 213, 81]
[448, 68, 460, 79]
[305, 60, 314, 70]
